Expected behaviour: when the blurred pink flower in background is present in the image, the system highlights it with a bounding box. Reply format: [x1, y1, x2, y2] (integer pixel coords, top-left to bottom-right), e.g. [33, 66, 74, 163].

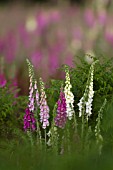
[0, 73, 7, 87]
[36, 11, 50, 33]
[64, 53, 74, 68]
[105, 18, 113, 46]
[73, 27, 83, 40]
[84, 9, 96, 28]
[0, 39, 5, 53]
[18, 25, 30, 48]
[49, 10, 61, 23]
[105, 30, 113, 46]
[31, 51, 42, 69]
[98, 11, 107, 26]
[0, 4, 112, 94]
[4, 32, 17, 63]
[48, 52, 59, 74]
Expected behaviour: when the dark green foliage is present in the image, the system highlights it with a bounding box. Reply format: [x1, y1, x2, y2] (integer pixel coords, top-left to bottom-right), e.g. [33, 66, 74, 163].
[41, 56, 113, 150]
[0, 83, 28, 140]
[1, 55, 113, 169]
[0, 84, 17, 138]
[0, 139, 113, 170]
[1, 56, 113, 140]
[71, 56, 113, 115]
[46, 79, 63, 117]
[101, 97, 113, 150]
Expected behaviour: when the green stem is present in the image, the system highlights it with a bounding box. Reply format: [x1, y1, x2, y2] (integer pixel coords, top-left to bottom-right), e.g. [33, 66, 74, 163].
[81, 110, 85, 140]
[45, 129, 47, 148]
[73, 111, 77, 133]
[36, 121, 42, 144]
[27, 130, 33, 147]
[67, 122, 71, 153]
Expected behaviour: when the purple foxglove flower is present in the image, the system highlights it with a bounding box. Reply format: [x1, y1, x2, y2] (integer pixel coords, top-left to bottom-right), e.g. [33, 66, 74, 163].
[34, 81, 39, 106]
[39, 99, 50, 129]
[29, 97, 35, 112]
[39, 78, 50, 129]
[36, 91, 39, 106]
[29, 87, 33, 96]
[54, 89, 67, 129]
[27, 59, 40, 109]
[28, 78, 35, 112]
[24, 107, 36, 131]
[24, 59, 40, 133]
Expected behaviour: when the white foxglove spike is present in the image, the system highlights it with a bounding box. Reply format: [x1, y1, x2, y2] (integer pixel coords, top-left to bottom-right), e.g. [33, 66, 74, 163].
[64, 67, 75, 120]
[77, 60, 98, 121]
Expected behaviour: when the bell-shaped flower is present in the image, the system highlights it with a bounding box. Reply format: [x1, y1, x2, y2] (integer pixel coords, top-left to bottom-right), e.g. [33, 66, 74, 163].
[24, 107, 36, 131]
[54, 88, 67, 128]
[39, 78, 50, 129]
[64, 67, 75, 120]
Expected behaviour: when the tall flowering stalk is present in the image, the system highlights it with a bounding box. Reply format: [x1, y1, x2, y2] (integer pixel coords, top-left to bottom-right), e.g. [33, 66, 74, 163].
[33, 80, 42, 143]
[24, 59, 41, 146]
[64, 66, 75, 120]
[77, 60, 98, 138]
[24, 59, 36, 132]
[39, 77, 50, 130]
[26, 59, 40, 111]
[64, 66, 77, 149]
[77, 60, 98, 119]
[34, 80, 40, 106]
[95, 98, 107, 154]
[54, 87, 67, 129]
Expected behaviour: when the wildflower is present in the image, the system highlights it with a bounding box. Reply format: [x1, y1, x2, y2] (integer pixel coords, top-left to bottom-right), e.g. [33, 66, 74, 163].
[24, 59, 40, 132]
[28, 80, 35, 112]
[39, 77, 50, 129]
[27, 59, 39, 111]
[64, 66, 75, 120]
[24, 107, 36, 131]
[77, 60, 98, 121]
[34, 80, 39, 106]
[77, 97, 84, 117]
[26, 59, 35, 81]
[85, 72, 94, 120]
[55, 87, 67, 128]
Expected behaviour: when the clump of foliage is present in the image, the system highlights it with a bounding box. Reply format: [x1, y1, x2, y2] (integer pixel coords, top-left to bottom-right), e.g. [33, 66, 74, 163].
[21, 58, 107, 156]
[1, 55, 113, 170]
[70, 55, 113, 111]
[0, 83, 28, 140]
